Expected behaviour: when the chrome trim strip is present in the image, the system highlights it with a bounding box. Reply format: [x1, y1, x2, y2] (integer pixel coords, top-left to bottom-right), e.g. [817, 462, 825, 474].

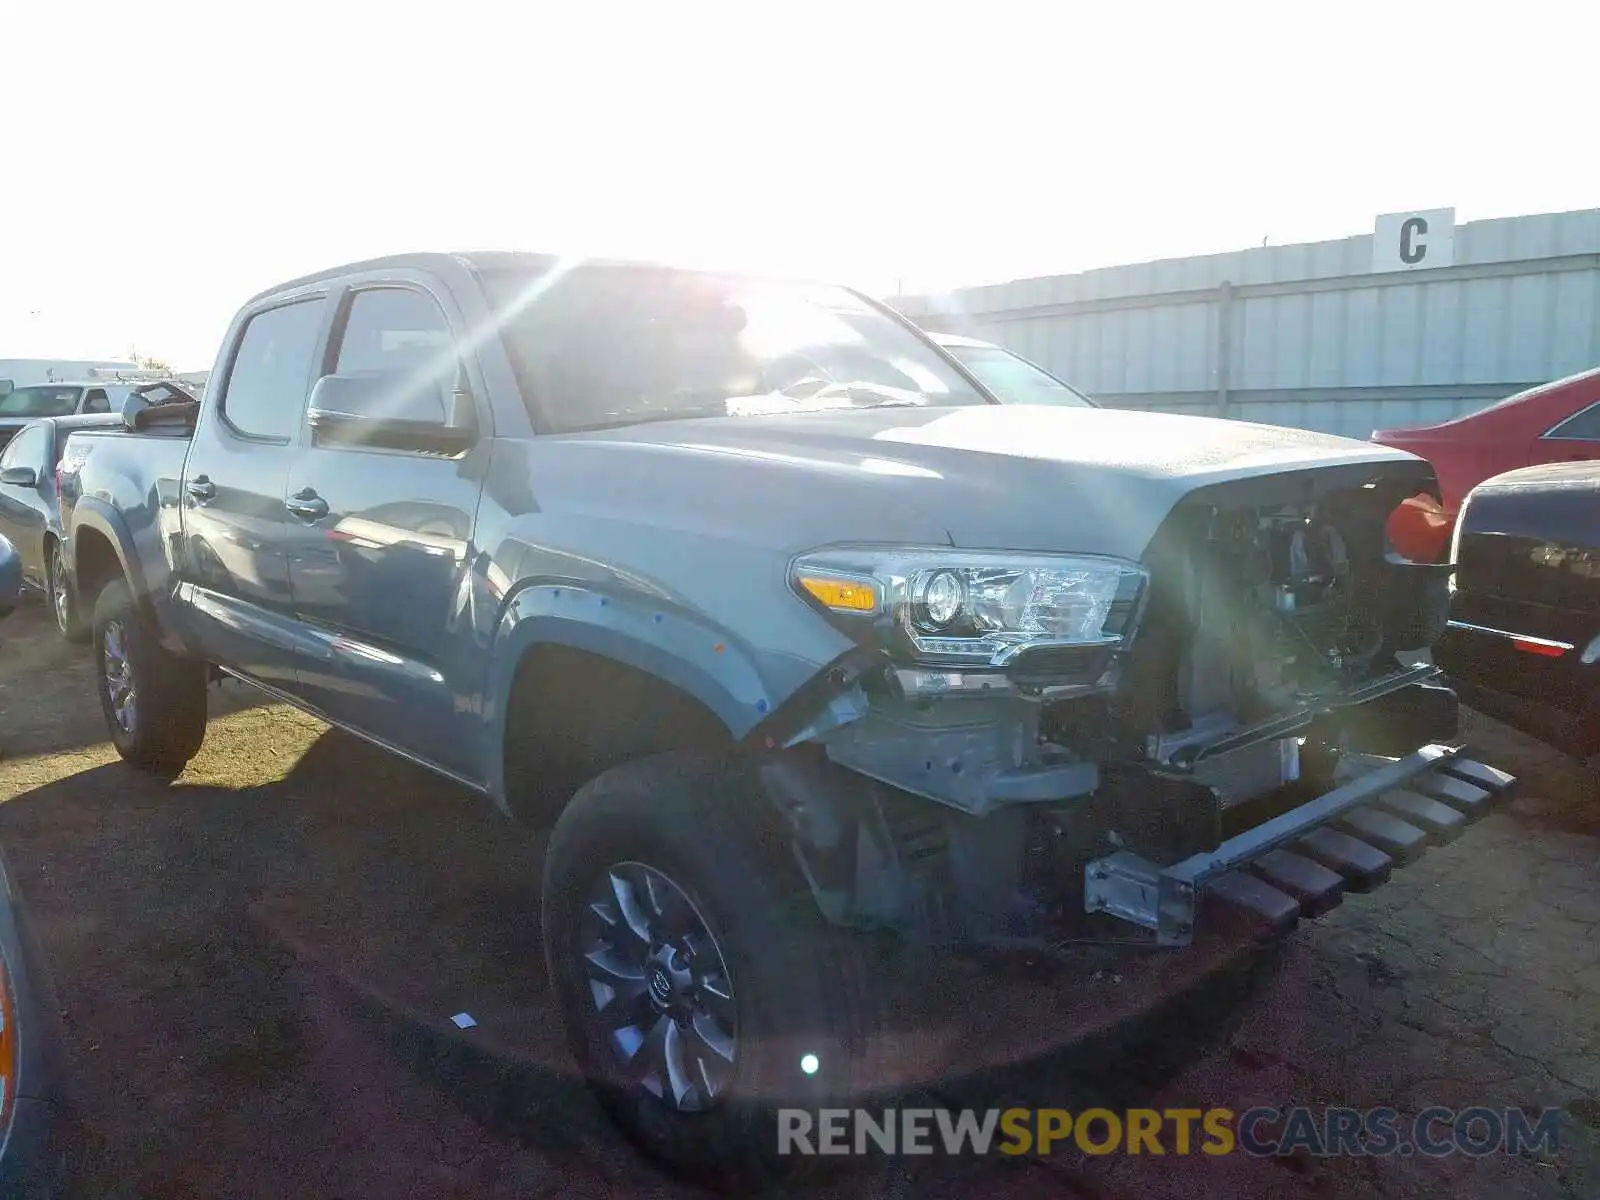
[1446, 620, 1574, 653]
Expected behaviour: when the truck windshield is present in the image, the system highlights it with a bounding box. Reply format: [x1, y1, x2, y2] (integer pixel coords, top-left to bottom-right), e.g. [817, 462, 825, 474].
[943, 344, 1097, 408]
[478, 263, 990, 433]
[0, 385, 81, 418]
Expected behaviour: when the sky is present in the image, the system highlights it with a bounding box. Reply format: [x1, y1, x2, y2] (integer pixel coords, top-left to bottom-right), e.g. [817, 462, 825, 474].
[3, 0, 1597, 370]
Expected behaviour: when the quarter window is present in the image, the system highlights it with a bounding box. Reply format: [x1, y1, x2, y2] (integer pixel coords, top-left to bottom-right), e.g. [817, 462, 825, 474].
[221, 299, 327, 440]
[81, 388, 111, 414]
[1546, 400, 1600, 441]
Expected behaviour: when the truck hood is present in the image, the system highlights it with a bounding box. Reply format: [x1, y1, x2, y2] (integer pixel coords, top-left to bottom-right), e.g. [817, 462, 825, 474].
[563, 404, 1427, 556]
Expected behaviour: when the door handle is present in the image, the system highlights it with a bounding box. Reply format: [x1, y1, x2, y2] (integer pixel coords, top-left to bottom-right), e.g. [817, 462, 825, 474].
[185, 476, 216, 503]
[285, 488, 329, 521]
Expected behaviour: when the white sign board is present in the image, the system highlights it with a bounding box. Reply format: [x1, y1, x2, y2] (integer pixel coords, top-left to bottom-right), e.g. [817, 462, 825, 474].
[1371, 208, 1456, 272]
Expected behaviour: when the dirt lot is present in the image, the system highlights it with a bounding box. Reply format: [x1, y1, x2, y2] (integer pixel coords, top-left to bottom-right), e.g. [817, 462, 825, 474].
[0, 599, 1596, 1198]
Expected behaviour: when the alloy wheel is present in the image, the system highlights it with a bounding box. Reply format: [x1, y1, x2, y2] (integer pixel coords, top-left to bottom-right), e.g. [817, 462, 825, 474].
[101, 619, 138, 734]
[578, 861, 738, 1112]
[49, 545, 70, 632]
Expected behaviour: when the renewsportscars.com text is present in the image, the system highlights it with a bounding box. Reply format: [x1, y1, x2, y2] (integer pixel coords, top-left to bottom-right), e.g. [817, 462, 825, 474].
[777, 1106, 1561, 1158]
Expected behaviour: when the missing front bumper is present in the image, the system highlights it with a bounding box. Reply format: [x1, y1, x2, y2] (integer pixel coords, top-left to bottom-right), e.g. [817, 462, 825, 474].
[1083, 747, 1515, 946]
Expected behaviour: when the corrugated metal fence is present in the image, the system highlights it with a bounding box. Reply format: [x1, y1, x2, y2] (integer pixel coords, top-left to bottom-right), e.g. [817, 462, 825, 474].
[892, 208, 1600, 439]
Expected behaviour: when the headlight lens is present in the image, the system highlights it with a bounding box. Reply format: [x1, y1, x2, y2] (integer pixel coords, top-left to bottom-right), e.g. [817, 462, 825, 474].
[792, 547, 1147, 667]
[916, 569, 966, 630]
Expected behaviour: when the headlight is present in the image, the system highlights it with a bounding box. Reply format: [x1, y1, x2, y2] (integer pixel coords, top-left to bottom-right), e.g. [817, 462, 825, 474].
[792, 546, 1147, 669]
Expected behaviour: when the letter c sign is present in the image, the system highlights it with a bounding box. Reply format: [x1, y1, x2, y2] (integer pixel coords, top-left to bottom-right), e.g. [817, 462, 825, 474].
[1372, 208, 1456, 273]
[1399, 217, 1428, 264]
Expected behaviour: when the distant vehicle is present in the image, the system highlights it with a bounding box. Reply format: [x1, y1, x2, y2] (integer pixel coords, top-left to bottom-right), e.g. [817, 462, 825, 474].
[1371, 367, 1600, 515]
[0, 533, 18, 620]
[0, 532, 76, 1196]
[0, 413, 126, 639]
[928, 331, 1097, 407]
[0, 382, 145, 451]
[1436, 460, 1600, 758]
[0, 358, 138, 396]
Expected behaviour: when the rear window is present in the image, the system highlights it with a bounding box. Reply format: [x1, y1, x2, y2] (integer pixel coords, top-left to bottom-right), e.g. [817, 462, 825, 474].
[0, 385, 82, 418]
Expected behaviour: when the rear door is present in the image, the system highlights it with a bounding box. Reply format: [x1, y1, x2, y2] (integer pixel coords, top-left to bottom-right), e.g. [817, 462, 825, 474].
[177, 294, 330, 688]
[1528, 399, 1600, 468]
[282, 279, 489, 783]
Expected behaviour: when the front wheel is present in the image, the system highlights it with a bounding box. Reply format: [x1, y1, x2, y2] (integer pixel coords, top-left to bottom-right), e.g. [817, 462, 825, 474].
[541, 753, 892, 1189]
[46, 541, 86, 643]
[92, 579, 209, 774]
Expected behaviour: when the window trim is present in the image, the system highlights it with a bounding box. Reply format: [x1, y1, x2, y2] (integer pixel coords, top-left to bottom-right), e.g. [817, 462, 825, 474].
[216, 293, 331, 445]
[1541, 399, 1600, 442]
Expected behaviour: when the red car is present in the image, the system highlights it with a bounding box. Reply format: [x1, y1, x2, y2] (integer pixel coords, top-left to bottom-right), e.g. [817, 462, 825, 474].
[1372, 366, 1600, 516]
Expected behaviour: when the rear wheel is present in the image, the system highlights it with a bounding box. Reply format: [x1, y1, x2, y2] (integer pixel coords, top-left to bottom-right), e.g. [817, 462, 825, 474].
[542, 753, 891, 1189]
[46, 541, 86, 643]
[92, 579, 208, 774]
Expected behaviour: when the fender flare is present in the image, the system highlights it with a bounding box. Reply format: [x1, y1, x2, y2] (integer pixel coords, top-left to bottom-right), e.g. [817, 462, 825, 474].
[480, 581, 780, 806]
[67, 499, 150, 608]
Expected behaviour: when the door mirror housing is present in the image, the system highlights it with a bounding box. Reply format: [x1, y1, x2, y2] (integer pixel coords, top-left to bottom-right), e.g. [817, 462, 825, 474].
[306, 372, 478, 455]
[0, 466, 37, 487]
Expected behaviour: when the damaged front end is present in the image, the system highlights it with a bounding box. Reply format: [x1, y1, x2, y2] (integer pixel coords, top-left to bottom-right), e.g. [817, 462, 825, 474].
[761, 461, 1514, 950]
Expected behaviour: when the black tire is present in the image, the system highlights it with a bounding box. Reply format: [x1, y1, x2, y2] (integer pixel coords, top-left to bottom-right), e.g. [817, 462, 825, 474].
[45, 540, 87, 643]
[91, 578, 209, 774]
[541, 752, 891, 1189]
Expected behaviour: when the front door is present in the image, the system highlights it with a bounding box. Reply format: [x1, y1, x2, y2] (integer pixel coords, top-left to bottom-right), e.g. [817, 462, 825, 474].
[177, 295, 329, 689]
[283, 282, 488, 783]
[0, 424, 52, 586]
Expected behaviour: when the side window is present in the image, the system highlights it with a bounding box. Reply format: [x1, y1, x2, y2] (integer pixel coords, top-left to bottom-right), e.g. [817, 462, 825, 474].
[221, 298, 327, 440]
[326, 288, 456, 423]
[0, 426, 49, 472]
[81, 388, 110, 414]
[334, 287, 453, 377]
[1547, 401, 1600, 441]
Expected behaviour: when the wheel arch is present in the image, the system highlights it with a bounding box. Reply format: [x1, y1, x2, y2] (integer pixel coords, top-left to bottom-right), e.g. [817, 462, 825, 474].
[482, 581, 782, 814]
[67, 501, 148, 617]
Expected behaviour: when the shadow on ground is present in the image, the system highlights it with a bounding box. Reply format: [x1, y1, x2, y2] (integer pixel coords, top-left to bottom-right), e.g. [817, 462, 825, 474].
[0, 719, 1294, 1199]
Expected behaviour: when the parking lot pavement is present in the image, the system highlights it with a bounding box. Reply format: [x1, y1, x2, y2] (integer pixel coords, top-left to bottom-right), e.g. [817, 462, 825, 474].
[0, 599, 1596, 1198]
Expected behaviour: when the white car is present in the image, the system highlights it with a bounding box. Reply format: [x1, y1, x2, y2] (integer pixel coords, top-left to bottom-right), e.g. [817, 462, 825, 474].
[0, 381, 151, 450]
[928, 331, 1097, 407]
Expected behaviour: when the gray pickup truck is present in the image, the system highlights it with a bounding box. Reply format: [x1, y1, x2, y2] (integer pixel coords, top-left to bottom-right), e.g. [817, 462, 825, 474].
[58, 252, 1514, 1180]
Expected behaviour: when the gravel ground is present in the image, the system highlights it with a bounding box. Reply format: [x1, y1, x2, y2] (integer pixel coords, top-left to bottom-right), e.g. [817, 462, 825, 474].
[0, 599, 1595, 1198]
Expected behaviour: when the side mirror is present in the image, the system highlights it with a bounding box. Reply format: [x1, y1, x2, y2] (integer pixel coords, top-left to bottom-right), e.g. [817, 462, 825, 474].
[306, 372, 477, 455]
[0, 466, 36, 487]
[0, 533, 20, 619]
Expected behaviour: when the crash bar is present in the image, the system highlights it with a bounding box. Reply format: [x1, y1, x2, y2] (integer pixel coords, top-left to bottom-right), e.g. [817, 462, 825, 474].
[1166, 742, 1458, 889]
